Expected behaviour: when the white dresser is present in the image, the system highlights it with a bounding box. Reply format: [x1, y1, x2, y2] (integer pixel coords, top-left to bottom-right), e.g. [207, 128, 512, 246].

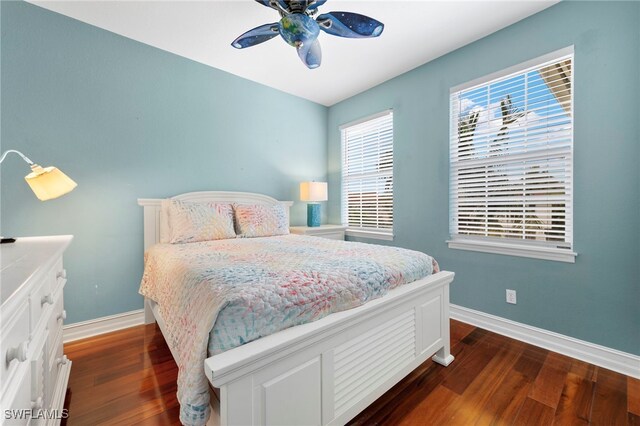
[1, 236, 72, 425]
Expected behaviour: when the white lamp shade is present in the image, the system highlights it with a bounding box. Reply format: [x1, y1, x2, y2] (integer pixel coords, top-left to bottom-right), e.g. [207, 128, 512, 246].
[300, 181, 327, 202]
[25, 165, 77, 201]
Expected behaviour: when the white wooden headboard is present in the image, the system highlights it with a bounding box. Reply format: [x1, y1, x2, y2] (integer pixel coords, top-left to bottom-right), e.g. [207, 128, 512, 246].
[138, 191, 294, 250]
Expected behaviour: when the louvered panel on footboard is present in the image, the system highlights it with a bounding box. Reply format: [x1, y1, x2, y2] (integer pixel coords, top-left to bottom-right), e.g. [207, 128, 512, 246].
[333, 310, 416, 416]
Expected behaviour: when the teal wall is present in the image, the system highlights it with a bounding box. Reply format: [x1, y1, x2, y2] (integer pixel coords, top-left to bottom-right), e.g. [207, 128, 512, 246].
[1, 2, 328, 324]
[328, 1, 640, 355]
[2, 1, 638, 356]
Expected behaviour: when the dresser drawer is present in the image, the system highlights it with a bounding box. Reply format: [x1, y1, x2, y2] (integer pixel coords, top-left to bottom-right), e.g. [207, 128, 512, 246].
[2, 364, 32, 426]
[289, 226, 346, 240]
[47, 336, 66, 406]
[30, 277, 55, 336]
[49, 258, 66, 295]
[317, 232, 344, 240]
[46, 333, 70, 419]
[1, 303, 30, 397]
[47, 295, 65, 356]
[31, 339, 47, 421]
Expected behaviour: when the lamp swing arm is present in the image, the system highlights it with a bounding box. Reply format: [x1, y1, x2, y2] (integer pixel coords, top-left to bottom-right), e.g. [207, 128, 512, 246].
[0, 150, 34, 166]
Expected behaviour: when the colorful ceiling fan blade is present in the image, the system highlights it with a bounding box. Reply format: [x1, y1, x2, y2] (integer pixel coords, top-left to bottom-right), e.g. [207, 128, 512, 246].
[231, 23, 279, 49]
[297, 38, 322, 69]
[316, 12, 384, 38]
[306, 0, 328, 12]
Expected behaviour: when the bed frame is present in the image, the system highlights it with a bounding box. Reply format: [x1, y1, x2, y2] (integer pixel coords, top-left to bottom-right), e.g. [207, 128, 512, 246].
[138, 191, 455, 426]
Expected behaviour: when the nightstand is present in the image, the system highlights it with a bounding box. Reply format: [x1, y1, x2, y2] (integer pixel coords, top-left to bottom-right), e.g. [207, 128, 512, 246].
[289, 224, 347, 240]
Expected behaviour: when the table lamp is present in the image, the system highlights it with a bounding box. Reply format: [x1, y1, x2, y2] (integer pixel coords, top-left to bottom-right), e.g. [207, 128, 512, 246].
[300, 181, 327, 227]
[0, 149, 77, 243]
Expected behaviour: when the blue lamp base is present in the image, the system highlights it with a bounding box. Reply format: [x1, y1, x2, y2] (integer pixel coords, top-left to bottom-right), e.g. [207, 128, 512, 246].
[307, 203, 321, 227]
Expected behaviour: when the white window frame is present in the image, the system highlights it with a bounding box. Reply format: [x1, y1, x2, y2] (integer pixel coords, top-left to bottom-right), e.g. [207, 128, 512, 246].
[341, 110, 394, 241]
[447, 47, 577, 263]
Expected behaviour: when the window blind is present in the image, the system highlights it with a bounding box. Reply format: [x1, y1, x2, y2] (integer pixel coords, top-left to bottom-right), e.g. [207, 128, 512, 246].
[450, 53, 573, 249]
[341, 111, 394, 236]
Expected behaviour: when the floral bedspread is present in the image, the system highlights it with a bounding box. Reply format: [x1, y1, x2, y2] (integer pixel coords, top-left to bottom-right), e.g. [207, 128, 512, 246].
[139, 234, 438, 425]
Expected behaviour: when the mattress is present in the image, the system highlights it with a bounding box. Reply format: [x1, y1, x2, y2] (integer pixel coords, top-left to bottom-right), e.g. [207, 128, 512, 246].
[140, 234, 438, 425]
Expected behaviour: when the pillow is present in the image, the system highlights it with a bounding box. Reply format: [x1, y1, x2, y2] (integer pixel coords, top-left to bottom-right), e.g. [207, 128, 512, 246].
[234, 204, 289, 238]
[167, 200, 236, 244]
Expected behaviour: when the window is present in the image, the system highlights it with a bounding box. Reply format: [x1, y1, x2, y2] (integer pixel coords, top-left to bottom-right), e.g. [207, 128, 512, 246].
[341, 110, 393, 240]
[448, 47, 576, 262]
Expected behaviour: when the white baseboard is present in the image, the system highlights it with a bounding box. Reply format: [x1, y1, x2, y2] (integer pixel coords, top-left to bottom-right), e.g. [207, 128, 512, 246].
[450, 304, 640, 379]
[63, 309, 145, 343]
[61, 305, 640, 379]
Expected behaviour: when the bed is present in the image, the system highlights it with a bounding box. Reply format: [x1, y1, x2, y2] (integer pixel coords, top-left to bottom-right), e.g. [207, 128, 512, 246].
[138, 191, 455, 426]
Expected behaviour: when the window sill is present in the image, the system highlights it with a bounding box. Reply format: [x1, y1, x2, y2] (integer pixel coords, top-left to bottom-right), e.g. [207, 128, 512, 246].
[447, 239, 576, 263]
[346, 229, 394, 241]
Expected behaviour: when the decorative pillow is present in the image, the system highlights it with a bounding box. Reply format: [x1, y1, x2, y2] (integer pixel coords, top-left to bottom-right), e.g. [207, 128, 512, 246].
[234, 204, 289, 238]
[167, 200, 236, 244]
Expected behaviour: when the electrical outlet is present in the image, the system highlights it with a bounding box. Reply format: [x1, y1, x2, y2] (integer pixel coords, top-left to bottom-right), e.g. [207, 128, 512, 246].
[506, 289, 517, 304]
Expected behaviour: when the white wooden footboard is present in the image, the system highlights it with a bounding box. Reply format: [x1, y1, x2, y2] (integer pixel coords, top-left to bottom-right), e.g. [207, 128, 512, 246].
[205, 271, 454, 426]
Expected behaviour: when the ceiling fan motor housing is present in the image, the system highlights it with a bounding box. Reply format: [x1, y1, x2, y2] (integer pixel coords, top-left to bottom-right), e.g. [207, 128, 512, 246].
[278, 14, 320, 47]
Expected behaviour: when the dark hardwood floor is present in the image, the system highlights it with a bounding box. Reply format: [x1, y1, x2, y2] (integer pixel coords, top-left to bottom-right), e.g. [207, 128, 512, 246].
[62, 320, 639, 425]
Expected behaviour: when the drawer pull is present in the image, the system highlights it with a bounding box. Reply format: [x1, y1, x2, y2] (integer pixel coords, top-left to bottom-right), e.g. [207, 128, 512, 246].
[56, 355, 69, 366]
[6, 341, 28, 363]
[57, 310, 67, 321]
[41, 293, 53, 306]
[56, 269, 67, 280]
[31, 397, 43, 410]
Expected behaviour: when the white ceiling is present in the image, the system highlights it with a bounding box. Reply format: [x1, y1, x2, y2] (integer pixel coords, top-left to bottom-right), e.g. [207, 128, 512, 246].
[28, 0, 558, 106]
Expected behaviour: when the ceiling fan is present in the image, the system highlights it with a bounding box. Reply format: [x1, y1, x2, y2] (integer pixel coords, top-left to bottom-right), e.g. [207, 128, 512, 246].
[231, 0, 384, 69]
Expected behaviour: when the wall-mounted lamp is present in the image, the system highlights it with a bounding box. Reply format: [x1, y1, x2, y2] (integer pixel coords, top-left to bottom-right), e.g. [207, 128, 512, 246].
[0, 149, 77, 201]
[300, 181, 327, 227]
